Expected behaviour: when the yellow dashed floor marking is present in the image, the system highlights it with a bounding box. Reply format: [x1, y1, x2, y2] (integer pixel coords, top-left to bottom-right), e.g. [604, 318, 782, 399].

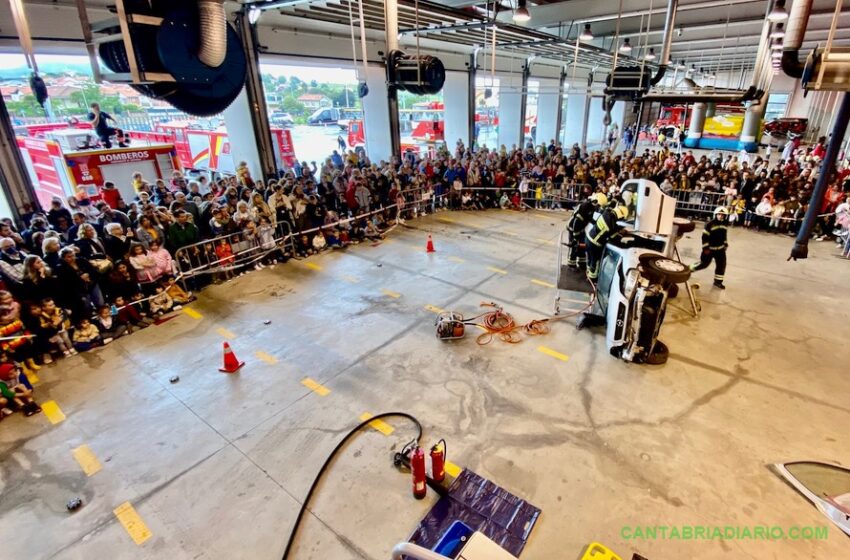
[531, 279, 556, 288]
[255, 351, 278, 364]
[424, 304, 444, 313]
[381, 289, 401, 298]
[301, 378, 330, 396]
[448, 256, 465, 263]
[41, 400, 65, 424]
[72, 444, 102, 476]
[536, 238, 555, 245]
[487, 266, 508, 275]
[359, 412, 394, 435]
[301, 262, 322, 271]
[341, 274, 360, 283]
[114, 502, 152, 545]
[215, 327, 236, 339]
[504, 231, 519, 237]
[182, 308, 202, 319]
[437, 216, 456, 223]
[27, 372, 40, 385]
[537, 345, 570, 362]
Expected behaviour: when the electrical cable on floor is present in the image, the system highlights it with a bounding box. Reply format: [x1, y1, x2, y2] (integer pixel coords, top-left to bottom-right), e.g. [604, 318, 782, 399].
[280, 412, 423, 560]
[465, 282, 597, 346]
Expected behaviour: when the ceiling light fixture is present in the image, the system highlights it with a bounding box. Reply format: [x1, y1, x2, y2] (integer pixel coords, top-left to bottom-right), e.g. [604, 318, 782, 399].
[767, 0, 788, 23]
[513, 0, 531, 23]
[579, 23, 594, 41]
[619, 38, 632, 53]
[644, 47, 656, 61]
[770, 22, 785, 39]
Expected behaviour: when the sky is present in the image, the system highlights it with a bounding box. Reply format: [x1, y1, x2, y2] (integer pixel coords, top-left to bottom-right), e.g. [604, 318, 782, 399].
[0, 53, 358, 84]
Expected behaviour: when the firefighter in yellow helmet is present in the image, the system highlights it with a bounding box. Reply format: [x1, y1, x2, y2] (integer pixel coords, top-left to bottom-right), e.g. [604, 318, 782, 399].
[566, 192, 608, 269]
[585, 203, 630, 281]
[691, 206, 729, 289]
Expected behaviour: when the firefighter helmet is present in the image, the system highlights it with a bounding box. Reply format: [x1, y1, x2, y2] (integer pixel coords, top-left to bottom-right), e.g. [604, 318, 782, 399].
[713, 206, 729, 218]
[591, 193, 609, 207]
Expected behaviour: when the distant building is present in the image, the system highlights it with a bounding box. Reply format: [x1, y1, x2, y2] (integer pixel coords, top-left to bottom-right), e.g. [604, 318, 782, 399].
[0, 85, 24, 102]
[297, 93, 332, 109]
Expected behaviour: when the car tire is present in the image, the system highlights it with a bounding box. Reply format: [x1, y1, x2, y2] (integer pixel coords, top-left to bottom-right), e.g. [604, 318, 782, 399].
[639, 255, 691, 285]
[645, 340, 669, 365]
[668, 283, 680, 298]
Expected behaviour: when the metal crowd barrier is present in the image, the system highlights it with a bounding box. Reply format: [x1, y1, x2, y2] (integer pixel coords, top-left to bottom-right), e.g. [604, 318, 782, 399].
[173, 186, 442, 288]
[669, 189, 730, 216]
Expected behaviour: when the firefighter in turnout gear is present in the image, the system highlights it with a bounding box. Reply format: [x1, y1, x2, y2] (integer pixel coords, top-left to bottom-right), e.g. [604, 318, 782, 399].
[585, 204, 630, 281]
[691, 206, 729, 289]
[566, 193, 608, 269]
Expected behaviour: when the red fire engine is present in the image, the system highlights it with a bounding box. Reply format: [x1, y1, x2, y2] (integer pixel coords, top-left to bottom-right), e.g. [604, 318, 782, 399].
[128, 122, 297, 173]
[16, 131, 180, 209]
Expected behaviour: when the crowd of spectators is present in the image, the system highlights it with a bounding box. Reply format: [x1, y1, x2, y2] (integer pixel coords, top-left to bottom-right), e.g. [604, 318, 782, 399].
[0, 130, 848, 418]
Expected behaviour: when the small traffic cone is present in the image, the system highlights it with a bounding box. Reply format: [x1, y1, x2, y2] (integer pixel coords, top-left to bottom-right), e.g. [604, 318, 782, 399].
[219, 342, 245, 373]
[426, 234, 436, 253]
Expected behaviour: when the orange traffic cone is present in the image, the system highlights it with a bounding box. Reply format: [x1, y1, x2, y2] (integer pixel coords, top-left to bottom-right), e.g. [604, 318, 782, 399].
[426, 234, 436, 253]
[219, 342, 245, 373]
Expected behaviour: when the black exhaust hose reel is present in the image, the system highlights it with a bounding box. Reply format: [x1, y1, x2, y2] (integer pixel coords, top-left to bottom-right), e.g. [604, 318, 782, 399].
[98, 1, 246, 117]
[280, 412, 423, 560]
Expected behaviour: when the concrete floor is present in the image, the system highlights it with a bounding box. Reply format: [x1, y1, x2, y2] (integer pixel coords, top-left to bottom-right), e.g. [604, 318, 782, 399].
[1, 209, 848, 560]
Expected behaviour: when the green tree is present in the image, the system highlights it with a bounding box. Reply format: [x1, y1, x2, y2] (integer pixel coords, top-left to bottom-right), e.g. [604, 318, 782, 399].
[6, 95, 46, 117]
[281, 95, 306, 117]
[310, 79, 318, 88]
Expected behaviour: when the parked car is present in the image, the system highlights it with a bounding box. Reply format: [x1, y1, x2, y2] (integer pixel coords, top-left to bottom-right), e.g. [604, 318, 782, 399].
[270, 112, 294, 127]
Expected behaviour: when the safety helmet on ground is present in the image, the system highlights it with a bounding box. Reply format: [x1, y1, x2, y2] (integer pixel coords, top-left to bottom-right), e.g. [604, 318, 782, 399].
[713, 206, 729, 218]
[591, 193, 609, 207]
[614, 205, 629, 220]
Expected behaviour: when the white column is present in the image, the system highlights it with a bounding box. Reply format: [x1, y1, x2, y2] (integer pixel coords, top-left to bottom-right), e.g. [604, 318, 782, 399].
[535, 78, 560, 145]
[497, 75, 523, 150]
[222, 87, 262, 180]
[443, 70, 470, 150]
[362, 64, 392, 163]
[562, 93, 587, 148]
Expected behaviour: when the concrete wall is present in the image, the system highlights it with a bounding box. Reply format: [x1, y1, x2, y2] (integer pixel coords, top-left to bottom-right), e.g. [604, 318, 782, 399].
[535, 78, 560, 145]
[222, 87, 262, 180]
[498, 74, 524, 149]
[443, 71, 470, 149]
[361, 65, 392, 163]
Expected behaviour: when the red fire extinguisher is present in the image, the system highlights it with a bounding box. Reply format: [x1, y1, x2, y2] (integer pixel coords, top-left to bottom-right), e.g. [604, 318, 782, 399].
[411, 446, 427, 500]
[430, 440, 446, 483]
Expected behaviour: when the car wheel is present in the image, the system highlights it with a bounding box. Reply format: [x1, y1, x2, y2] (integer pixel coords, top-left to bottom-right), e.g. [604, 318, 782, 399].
[639, 255, 691, 285]
[668, 283, 679, 298]
[645, 340, 669, 365]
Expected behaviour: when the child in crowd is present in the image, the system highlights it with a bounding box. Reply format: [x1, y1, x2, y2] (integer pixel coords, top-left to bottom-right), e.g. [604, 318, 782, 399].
[149, 284, 175, 316]
[39, 298, 75, 356]
[94, 305, 128, 342]
[114, 296, 153, 332]
[163, 277, 193, 306]
[215, 239, 236, 281]
[72, 318, 102, 351]
[296, 234, 314, 257]
[312, 230, 328, 252]
[364, 220, 383, 241]
[0, 362, 40, 417]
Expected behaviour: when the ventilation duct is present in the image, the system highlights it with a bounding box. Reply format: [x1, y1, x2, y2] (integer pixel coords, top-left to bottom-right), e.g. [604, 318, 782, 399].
[87, 0, 246, 117]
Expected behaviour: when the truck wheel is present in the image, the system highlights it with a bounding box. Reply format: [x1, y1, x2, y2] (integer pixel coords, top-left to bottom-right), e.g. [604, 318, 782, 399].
[645, 340, 669, 365]
[640, 255, 691, 285]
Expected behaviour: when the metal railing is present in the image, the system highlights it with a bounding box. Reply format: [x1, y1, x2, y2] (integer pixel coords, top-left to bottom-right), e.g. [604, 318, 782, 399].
[172, 186, 442, 288]
[669, 189, 730, 216]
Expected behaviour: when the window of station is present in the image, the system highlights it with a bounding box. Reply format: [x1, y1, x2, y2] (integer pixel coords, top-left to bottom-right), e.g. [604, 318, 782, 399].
[474, 76, 499, 150]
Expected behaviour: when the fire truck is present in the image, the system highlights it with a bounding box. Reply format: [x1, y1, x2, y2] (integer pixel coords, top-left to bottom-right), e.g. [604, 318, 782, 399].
[128, 122, 297, 173]
[16, 129, 180, 210]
